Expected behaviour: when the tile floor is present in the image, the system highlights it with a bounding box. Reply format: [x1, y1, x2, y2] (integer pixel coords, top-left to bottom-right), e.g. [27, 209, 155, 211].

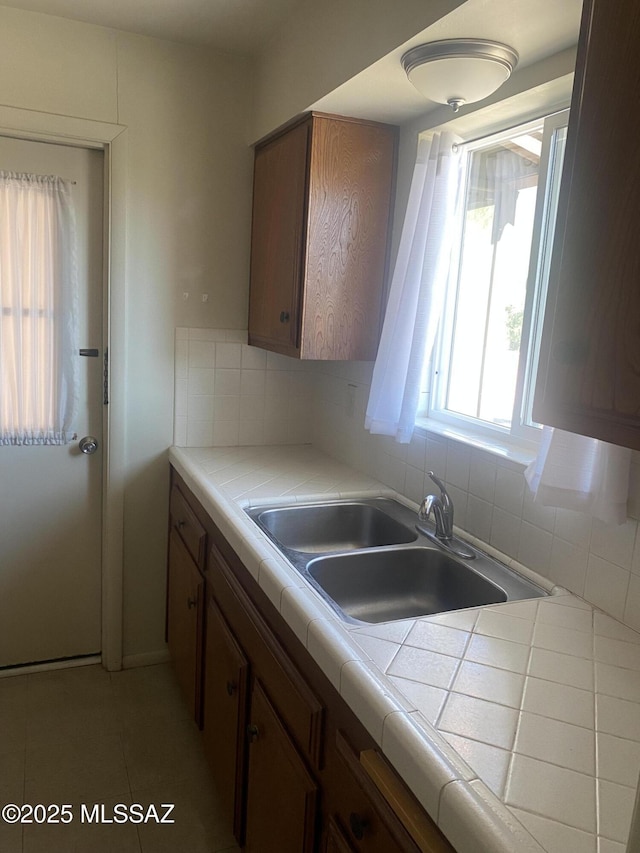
[0, 662, 240, 853]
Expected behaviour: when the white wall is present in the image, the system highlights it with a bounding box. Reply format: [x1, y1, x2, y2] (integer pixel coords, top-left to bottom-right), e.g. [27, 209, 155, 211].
[0, 5, 254, 660]
[251, 0, 466, 140]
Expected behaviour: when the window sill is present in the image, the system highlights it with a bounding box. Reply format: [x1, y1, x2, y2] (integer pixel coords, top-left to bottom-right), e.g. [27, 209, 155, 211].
[414, 417, 536, 469]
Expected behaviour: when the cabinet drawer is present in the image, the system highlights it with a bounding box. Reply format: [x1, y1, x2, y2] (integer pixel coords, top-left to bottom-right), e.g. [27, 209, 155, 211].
[170, 484, 207, 569]
[209, 541, 324, 769]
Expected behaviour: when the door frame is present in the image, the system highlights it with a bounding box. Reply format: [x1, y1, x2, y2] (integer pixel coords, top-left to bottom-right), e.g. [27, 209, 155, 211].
[0, 104, 128, 671]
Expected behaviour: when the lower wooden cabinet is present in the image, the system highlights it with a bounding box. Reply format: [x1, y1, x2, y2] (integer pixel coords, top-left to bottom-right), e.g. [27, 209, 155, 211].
[201, 594, 249, 843]
[167, 469, 455, 853]
[166, 527, 204, 722]
[244, 679, 319, 853]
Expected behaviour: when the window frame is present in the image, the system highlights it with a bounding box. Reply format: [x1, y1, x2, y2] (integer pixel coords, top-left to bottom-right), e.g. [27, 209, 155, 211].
[423, 110, 570, 452]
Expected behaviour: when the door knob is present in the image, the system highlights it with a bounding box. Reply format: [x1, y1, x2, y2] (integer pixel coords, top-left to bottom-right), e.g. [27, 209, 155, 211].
[79, 436, 99, 455]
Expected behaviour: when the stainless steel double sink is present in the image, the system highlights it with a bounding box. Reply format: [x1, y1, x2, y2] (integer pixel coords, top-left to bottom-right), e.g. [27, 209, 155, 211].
[246, 498, 546, 625]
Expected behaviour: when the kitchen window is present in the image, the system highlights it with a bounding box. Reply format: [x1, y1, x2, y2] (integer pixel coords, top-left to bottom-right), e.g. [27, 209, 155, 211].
[421, 111, 569, 449]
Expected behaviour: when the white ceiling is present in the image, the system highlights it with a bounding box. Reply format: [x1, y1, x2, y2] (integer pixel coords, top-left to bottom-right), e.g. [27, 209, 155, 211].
[0, 0, 581, 60]
[312, 0, 583, 123]
[0, 0, 302, 52]
[0, 0, 583, 124]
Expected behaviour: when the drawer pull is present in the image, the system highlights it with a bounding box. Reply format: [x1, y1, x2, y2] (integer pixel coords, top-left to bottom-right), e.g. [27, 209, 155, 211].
[349, 812, 369, 840]
[177, 520, 185, 529]
[226, 680, 237, 696]
[279, 310, 290, 323]
[247, 724, 260, 743]
[187, 596, 197, 609]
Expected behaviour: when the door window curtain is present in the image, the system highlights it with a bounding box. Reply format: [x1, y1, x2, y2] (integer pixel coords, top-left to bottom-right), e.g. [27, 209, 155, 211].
[525, 426, 631, 526]
[365, 132, 460, 443]
[0, 171, 78, 445]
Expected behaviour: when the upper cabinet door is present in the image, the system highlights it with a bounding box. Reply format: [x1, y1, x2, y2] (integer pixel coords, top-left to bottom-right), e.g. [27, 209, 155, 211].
[302, 117, 397, 360]
[248, 119, 310, 356]
[248, 113, 397, 361]
[533, 0, 640, 449]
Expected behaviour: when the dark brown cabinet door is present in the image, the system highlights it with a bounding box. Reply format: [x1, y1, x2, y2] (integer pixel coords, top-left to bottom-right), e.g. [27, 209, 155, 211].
[533, 0, 640, 449]
[167, 528, 204, 721]
[244, 679, 319, 853]
[202, 595, 249, 844]
[248, 119, 310, 356]
[302, 116, 396, 361]
[248, 112, 397, 361]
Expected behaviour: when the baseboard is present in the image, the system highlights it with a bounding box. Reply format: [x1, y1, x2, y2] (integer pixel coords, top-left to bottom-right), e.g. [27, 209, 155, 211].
[0, 654, 102, 679]
[122, 649, 171, 669]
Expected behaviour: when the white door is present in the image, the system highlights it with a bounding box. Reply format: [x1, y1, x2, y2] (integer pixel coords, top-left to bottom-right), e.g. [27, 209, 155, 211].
[0, 136, 104, 668]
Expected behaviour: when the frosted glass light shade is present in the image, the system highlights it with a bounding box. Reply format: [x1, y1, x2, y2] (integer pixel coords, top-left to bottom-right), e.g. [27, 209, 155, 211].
[402, 39, 518, 112]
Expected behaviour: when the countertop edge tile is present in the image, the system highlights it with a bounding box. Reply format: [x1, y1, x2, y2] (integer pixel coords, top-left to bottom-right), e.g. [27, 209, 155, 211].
[439, 779, 548, 853]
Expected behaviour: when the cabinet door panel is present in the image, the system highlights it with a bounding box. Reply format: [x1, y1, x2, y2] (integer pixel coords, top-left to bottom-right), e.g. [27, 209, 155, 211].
[244, 679, 318, 853]
[167, 528, 204, 721]
[533, 0, 640, 448]
[302, 117, 395, 360]
[170, 484, 207, 569]
[202, 595, 249, 844]
[249, 120, 310, 355]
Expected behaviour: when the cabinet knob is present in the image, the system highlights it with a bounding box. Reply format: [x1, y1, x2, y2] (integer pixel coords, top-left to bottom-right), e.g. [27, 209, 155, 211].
[226, 680, 237, 696]
[247, 723, 260, 743]
[349, 812, 369, 841]
[177, 519, 185, 529]
[279, 310, 290, 323]
[187, 596, 197, 609]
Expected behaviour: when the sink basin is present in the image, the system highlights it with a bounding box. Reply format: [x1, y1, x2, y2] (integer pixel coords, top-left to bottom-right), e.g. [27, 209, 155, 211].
[246, 497, 546, 623]
[253, 502, 417, 553]
[307, 547, 507, 623]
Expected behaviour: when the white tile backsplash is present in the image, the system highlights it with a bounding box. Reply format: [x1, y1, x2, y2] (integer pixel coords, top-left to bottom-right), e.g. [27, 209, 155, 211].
[173, 333, 640, 633]
[174, 329, 313, 450]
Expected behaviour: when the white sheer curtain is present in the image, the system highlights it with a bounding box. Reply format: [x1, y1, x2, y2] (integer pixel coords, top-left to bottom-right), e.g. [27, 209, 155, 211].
[525, 426, 631, 526]
[365, 132, 460, 443]
[0, 172, 78, 445]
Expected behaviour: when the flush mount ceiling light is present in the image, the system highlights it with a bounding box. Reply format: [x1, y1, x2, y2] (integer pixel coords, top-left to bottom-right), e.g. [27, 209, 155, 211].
[401, 38, 519, 113]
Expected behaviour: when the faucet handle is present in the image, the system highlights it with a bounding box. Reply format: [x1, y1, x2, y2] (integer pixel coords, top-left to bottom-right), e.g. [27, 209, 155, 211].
[418, 493, 436, 521]
[428, 471, 448, 499]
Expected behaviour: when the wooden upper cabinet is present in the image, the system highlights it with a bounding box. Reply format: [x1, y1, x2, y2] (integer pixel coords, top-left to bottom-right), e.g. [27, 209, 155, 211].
[533, 0, 640, 449]
[248, 112, 398, 360]
[249, 120, 310, 354]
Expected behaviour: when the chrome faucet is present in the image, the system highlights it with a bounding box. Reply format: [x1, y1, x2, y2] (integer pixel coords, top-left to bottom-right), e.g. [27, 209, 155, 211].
[418, 472, 454, 541]
[418, 471, 476, 559]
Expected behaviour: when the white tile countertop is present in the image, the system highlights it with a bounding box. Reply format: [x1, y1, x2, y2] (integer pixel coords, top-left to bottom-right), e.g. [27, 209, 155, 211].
[169, 444, 640, 853]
